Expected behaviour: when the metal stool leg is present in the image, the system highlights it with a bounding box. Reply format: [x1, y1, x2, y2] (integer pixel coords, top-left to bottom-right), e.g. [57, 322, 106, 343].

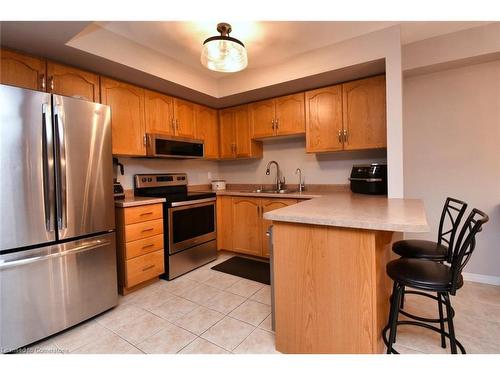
[437, 292, 447, 348]
[400, 286, 405, 309]
[444, 293, 458, 354]
[386, 282, 403, 354]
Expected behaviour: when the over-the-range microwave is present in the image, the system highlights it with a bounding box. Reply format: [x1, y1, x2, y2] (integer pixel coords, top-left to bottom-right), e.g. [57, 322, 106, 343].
[146, 133, 204, 159]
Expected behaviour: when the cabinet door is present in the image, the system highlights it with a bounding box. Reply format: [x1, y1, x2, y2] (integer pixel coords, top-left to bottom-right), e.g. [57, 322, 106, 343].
[195, 105, 219, 159]
[305, 85, 343, 153]
[145, 90, 174, 136]
[234, 105, 252, 158]
[275, 93, 305, 136]
[216, 196, 233, 250]
[46, 62, 99, 102]
[218, 109, 235, 159]
[100, 77, 146, 156]
[261, 199, 297, 257]
[173, 98, 196, 138]
[1, 48, 46, 91]
[342, 75, 387, 150]
[232, 197, 262, 256]
[249, 99, 275, 138]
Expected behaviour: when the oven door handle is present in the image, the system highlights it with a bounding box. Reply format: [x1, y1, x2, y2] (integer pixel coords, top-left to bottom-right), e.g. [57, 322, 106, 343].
[170, 197, 216, 207]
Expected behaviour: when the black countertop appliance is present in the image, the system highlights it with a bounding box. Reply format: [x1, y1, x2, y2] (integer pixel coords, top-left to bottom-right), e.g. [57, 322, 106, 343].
[349, 163, 388, 195]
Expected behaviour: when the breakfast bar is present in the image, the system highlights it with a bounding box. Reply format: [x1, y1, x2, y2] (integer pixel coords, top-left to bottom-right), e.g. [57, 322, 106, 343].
[263, 192, 429, 354]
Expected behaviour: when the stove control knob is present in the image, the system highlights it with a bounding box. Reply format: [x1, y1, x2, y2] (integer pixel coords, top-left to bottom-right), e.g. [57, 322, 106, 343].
[141, 178, 146, 182]
[148, 178, 152, 182]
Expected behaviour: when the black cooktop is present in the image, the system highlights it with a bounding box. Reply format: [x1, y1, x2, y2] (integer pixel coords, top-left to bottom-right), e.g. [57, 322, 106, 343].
[134, 188, 215, 204]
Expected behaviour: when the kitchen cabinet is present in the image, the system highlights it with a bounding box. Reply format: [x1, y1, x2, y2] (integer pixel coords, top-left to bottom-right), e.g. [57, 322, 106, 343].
[218, 195, 298, 258]
[0, 48, 46, 91]
[232, 197, 262, 257]
[100, 77, 146, 156]
[144, 91, 196, 139]
[46, 61, 100, 102]
[145, 89, 175, 136]
[195, 104, 219, 159]
[342, 75, 386, 150]
[306, 75, 386, 153]
[250, 93, 305, 139]
[115, 203, 165, 295]
[305, 85, 344, 152]
[216, 196, 233, 251]
[173, 98, 196, 138]
[218, 105, 263, 159]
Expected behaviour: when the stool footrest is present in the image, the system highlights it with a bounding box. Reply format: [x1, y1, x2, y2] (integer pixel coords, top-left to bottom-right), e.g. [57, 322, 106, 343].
[393, 290, 455, 323]
[382, 320, 465, 354]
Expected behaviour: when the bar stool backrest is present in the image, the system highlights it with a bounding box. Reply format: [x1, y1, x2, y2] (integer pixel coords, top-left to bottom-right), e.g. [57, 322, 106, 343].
[437, 197, 468, 263]
[449, 208, 489, 294]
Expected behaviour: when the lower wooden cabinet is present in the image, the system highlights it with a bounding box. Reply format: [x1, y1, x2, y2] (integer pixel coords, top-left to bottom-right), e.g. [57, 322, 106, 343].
[217, 196, 298, 258]
[115, 203, 165, 294]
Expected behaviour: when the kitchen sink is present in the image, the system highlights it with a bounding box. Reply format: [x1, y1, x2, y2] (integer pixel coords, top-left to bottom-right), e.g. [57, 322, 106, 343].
[251, 188, 298, 194]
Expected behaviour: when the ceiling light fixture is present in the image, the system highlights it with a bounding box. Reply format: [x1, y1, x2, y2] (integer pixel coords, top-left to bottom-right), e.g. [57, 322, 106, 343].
[201, 22, 248, 73]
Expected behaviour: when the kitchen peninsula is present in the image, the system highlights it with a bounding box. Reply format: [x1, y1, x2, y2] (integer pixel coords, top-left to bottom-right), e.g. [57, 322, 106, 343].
[264, 192, 429, 354]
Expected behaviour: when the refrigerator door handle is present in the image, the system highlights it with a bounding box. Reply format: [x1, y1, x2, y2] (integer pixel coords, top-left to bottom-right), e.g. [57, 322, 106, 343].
[42, 103, 55, 232]
[54, 105, 67, 230]
[0, 238, 111, 270]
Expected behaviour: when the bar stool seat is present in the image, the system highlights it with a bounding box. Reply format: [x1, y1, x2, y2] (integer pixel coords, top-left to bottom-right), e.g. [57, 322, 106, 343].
[392, 240, 448, 261]
[387, 258, 463, 292]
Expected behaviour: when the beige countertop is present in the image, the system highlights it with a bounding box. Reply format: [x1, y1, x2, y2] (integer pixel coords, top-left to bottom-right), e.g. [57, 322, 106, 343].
[262, 191, 429, 233]
[114, 196, 166, 208]
[214, 190, 322, 199]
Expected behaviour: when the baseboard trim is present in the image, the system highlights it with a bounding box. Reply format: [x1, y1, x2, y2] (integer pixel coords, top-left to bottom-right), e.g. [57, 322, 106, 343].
[463, 272, 500, 286]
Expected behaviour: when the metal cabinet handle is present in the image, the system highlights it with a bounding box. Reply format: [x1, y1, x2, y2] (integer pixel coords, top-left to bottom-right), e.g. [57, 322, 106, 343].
[41, 74, 46, 90]
[275, 118, 279, 130]
[49, 76, 54, 91]
[171, 118, 175, 133]
[343, 129, 348, 143]
[271, 119, 275, 130]
[176, 119, 179, 131]
[141, 228, 154, 232]
[140, 212, 153, 216]
[338, 130, 342, 143]
[142, 244, 155, 249]
[142, 264, 155, 272]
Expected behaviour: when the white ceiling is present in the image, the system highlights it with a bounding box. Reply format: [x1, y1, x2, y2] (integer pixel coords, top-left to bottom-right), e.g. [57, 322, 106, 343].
[94, 21, 490, 78]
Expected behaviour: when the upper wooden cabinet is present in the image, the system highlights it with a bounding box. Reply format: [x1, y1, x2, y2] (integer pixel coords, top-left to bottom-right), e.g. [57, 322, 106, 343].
[306, 75, 386, 153]
[144, 91, 196, 139]
[1, 48, 46, 91]
[218, 105, 263, 160]
[250, 93, 305, 139]
[342, 75, 386, 150]
[100, 77, 146, 156]
[46, 62, 100, 102]
[195, 104, 219, 159]
[173, 98, 196, 138]
[144, 90, 175, 136]
[305, 85, 344, 152]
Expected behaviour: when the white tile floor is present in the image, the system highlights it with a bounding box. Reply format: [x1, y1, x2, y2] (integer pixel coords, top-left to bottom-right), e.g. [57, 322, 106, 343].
[18, 252, 500, 354]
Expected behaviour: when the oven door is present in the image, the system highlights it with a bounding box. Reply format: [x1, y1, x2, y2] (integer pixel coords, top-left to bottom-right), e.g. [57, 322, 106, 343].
[168, 198, 216, 254]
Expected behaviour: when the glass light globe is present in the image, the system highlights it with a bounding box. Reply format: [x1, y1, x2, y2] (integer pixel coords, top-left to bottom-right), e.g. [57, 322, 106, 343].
[201, 38, 248, 73]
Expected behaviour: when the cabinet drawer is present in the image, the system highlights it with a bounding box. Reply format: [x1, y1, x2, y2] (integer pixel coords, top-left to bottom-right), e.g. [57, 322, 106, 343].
[125, 249, 164, 288]
[124, 219, 163, 242]
[123, 204, 163, 225]
[125, 234, 164, 260]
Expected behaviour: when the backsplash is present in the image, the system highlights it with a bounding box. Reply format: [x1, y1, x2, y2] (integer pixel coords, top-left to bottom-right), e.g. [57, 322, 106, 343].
[114, 138, 386, 190]
[114, 157, 219, 190]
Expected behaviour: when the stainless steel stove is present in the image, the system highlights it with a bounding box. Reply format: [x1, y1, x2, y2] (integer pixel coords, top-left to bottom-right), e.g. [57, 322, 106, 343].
[134, 173, 217, 280]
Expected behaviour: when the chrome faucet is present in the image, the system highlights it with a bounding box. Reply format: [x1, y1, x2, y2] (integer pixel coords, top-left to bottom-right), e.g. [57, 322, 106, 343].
[295, 168, 305, 192]
[265, 160, 285, 191]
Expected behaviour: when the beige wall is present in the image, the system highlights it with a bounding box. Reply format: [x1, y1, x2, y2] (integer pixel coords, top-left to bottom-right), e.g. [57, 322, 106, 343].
[403, 60, 500, 279]
[218, 138, 386, 186]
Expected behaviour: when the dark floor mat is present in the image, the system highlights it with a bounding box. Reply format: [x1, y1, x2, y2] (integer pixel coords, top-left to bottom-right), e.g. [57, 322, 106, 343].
[211, 256, 270, 285]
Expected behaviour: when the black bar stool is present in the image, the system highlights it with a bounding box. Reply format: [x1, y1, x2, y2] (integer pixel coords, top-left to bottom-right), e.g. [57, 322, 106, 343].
[393, 197, 468, 262]
[383, 208, 489, 354]
[393, 197, 467, 310]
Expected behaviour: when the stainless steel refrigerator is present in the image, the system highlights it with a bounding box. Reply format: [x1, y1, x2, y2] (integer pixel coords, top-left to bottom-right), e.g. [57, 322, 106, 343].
[0, 84, 118, 352]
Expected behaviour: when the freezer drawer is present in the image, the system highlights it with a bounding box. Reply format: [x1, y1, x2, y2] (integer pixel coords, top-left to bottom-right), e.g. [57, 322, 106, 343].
[0, 232, 118, 352]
